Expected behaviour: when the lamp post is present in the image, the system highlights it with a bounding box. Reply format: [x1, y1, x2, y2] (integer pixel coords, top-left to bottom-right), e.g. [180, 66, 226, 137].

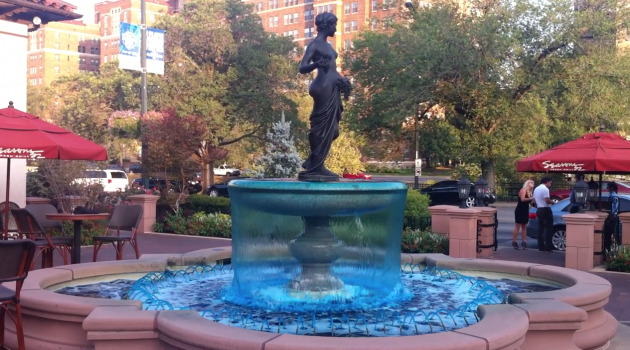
[140, 0, 149, 188]
[573, 179, 589, 213]
[474, 177, 488, 207]
[587, 177, 598, 210]
[457, 176, 472, 208]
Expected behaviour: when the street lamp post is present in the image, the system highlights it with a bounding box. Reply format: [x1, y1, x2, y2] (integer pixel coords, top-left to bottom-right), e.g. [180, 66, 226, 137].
[573, 179, 589, 213]
[405, 0, 420, 190]
[457, 176, 472, 209]
[140, 0, 149, 188]
[474, 177, 488, 207]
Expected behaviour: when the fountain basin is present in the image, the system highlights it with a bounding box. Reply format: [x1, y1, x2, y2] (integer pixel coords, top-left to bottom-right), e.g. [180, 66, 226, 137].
[1, 248, 617, 350]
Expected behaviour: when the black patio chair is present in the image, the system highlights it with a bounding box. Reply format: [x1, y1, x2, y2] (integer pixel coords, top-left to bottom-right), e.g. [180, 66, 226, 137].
[11, 209, 73, 269]
[93, 204, 143, 262]
[25, 204, 73, 263]
[0, 239, 36, 350]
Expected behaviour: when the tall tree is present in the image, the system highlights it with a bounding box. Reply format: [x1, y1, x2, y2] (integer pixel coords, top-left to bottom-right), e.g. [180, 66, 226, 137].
[152, 0, 305, 186]
[345, 0, 630, 187]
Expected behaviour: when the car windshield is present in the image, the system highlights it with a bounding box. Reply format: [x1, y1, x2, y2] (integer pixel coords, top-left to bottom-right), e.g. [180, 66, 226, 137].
[110, 171, 127, 179]
[83, 170, 106, 178]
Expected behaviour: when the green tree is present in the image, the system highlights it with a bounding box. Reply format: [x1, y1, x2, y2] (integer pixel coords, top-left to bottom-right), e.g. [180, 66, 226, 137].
[346, 0, 630, 188]
[254, 114, 303, 178]
[152, 0, 304, 185]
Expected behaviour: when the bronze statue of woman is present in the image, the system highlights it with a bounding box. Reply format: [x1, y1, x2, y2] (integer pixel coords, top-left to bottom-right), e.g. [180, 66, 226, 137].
[298, 12, 352, 181]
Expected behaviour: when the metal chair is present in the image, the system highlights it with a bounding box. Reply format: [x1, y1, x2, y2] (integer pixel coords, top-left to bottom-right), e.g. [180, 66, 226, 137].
[0, 201, 20, 240]
[0, 240, 36, 350]
[25, 204, 73, 264]
[11, 209, 73, 269]
[93, 205, 143, 262]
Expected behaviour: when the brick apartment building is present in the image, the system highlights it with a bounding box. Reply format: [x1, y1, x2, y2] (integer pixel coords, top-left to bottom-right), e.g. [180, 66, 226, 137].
[243, 0, 430, 51]
[27, 20, 101, 86]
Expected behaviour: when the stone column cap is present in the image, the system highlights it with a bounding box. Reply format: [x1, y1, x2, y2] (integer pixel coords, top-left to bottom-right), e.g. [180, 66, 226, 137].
[562, 213, 597, 225]
[128, 194, 160, 202]
[447, 208, 481, 218]
[476, 207, 497, 217]
[428, 205, 458, 214]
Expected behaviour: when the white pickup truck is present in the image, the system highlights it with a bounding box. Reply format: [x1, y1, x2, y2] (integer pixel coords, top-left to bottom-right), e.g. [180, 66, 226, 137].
[213, 164, 240, 176]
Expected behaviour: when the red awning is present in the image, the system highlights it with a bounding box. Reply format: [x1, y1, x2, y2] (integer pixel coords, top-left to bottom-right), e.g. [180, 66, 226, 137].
[0, 105, 107, 161]
[517, 132, 630, 174]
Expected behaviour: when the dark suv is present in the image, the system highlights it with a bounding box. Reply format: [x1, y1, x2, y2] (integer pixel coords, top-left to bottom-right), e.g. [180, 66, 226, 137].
[420, 180, 497, 207]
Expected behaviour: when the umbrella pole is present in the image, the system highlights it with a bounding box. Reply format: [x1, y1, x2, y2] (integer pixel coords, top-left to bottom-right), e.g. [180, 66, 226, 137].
[3, 158, 10, 239]
[598, 173, 603, 211]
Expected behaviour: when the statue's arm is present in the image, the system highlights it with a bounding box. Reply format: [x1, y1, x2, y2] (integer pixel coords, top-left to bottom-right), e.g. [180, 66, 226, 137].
[299, 43, 320, 74]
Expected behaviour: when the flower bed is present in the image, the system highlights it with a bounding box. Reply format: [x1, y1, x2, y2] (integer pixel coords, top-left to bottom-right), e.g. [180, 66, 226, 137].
[401, 228, 449, 254]
[605, 243, 630, 272]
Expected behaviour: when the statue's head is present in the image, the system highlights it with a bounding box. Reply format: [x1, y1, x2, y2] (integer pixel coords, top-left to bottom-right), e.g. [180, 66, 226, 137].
[315, 12, 337, 37]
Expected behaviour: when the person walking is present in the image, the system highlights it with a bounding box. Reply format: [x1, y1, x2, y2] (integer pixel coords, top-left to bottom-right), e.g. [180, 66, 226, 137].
[512, 179, 535, 250]
[533, 177, 555, 253]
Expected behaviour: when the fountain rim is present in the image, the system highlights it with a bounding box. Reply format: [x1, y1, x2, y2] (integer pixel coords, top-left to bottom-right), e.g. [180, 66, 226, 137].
[8, 248, 616, 350]
[228, 179, 409, 192]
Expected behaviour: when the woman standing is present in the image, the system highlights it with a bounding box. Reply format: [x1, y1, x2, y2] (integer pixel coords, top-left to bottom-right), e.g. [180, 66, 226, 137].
[513, 180, 535, 249]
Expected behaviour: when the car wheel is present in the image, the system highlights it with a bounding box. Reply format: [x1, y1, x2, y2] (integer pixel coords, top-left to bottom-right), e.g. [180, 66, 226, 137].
[551, 197, 561, 204]
[552, 228, 566, 251]
[226, 172, 232, 177]
[465, 197, 476, 208]
[208, 189, 219, 197]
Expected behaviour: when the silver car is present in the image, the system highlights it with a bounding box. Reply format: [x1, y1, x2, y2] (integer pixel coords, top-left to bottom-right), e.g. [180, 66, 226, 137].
[526, 194, 630, 250]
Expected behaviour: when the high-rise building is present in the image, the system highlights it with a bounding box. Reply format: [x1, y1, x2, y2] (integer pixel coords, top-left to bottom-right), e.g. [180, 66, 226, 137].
[94, 0, 180, 64]
[26, 20, 101, 86]
[243, 0, 409, 51]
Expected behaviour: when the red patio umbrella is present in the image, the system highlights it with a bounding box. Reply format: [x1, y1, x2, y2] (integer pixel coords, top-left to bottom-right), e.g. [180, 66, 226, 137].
[516, 132, 630, 174]
[0, 102, 108, 236]
[517, 131, 630, 211]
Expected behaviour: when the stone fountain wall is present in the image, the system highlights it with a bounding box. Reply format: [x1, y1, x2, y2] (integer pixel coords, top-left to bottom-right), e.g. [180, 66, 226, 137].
[2, 248, 617, 350]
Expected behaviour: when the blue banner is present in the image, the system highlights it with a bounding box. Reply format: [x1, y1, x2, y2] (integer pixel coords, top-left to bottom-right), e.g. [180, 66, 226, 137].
[146, 28, 165, 75]
[119, 22, 141, 71]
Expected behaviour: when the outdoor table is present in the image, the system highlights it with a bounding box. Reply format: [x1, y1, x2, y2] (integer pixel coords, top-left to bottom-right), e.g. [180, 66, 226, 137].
[45, 213, 111, 264]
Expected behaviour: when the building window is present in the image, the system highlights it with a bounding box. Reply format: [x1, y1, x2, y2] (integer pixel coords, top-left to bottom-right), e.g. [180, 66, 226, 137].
[352, 2, 358, 13]
[269, 16, 279, 27]
[344, 39, 352, 50]
[54, 66, 60, 74]
[105, 42, 108, 50]
[305, 9, 314, 21]
[54, 42, 60, 49]
[294, 13, 298, 23]
[293, 29, 298, 38]
[352, 20, 358, 31]
[344, 22, 350, 33]
[344, 4, 350, 14]
[39, 66, 42, 71]
[284, 14, 289, 25]
[372, 0, 378, 11]
[304, 27, 314, 38]
[255, 2, 263, 11]
[54, 54, 59, 61]
[54, 31, 59, 38]
[39, 78, 42, 85]
[317, 5, 332, 14]
[372, 19, 378, 30]
[269, 0, 278, 9]
[383, 0, 391, 10]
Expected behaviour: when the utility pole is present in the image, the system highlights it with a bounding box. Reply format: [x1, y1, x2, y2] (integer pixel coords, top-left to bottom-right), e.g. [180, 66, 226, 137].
[140, 0, 149, 188]
[414, 113, 420, 189]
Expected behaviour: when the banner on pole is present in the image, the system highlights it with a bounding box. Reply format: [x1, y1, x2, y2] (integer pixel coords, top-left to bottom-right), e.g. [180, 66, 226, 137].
[146, 28, 165, 75]
[119, 22, 141, 72]
[119, 22, 165, 75]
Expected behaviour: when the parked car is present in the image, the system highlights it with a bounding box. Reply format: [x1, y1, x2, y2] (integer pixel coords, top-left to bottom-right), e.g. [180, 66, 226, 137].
[549, 181, 630, 203]
[420, 180, 496, 207]
[206, 179, 231, 197]
[526, 194, 630, 251]
[75, 169, 128, 192]
[214, 164, 240, 177]
[131, 178, 169, 191]
[343, 173, 372, 180]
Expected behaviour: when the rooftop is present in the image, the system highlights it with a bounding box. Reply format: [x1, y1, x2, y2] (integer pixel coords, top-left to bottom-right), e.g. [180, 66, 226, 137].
[0, 0, 82, 25]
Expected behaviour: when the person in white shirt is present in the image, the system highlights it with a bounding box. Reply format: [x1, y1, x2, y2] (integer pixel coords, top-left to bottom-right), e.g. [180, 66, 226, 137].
[533, 177, 554, 253]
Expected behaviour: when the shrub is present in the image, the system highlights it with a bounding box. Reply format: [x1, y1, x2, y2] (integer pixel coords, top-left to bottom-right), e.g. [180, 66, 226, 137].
[405, 188, 430, 217]
[154, 210, 232, 238]
[192, 212, 232, 238]
[605, 244, 630, 273]
[49, 220, 108, 246]
[188, 194, 230, 214]
[401, 228, 449, 254]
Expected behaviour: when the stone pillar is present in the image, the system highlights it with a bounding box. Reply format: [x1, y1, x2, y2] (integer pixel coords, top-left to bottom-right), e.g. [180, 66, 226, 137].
[591, 211, 608, 266]
[476, 207, 497, 258]
[128, 195, 159, 234]
[447, 208, 481, 259]
[428, 205, 457, 236]
[563, 214, 596, 271]
[25, 197, 51, 205]
[619, 213, 630, 247]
